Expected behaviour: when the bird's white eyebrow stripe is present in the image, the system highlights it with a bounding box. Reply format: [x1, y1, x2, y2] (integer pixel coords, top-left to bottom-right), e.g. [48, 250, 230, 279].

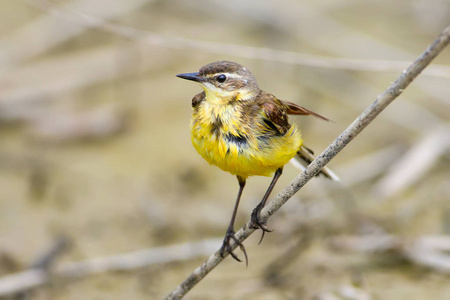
[207, 72, 242, 79]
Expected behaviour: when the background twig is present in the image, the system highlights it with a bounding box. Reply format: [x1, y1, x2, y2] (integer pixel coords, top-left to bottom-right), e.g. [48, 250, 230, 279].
[22, 0, 450, 78]
[330, 235, 450, 274]
[0, 239, 220, 296]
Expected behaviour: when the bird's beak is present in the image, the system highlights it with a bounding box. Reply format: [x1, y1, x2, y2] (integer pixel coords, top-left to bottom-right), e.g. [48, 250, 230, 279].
[176, 72, 206, 83]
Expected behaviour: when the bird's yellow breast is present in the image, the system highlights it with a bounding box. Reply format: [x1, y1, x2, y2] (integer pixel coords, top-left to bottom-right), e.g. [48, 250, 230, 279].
[191, 100, 302, 179]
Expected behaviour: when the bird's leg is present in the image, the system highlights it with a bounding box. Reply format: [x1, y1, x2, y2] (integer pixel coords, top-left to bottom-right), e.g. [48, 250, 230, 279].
[250, 168, 283, 243]
[219, 176, 248, 265]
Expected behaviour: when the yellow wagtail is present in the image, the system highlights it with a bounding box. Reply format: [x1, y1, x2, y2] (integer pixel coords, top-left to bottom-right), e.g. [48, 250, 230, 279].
[177, 61, 338, 264]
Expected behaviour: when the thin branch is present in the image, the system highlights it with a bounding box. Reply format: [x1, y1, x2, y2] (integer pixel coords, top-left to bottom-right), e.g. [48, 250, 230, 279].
[165, 26, 450, 300]
[330, 235, 450, 274]
[24, 0, 450, 78]
[333, 145, 404, 186]
[0, 239, 220, 297]
[1, 0, 155, 67]
[372, 124, 450, 199]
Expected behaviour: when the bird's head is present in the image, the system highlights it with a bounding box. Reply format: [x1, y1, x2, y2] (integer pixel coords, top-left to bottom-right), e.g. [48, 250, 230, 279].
[176, 61, 260, 104]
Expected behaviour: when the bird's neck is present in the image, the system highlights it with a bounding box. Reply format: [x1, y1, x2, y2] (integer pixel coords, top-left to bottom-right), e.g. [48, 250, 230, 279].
[202, 87, 259, 105]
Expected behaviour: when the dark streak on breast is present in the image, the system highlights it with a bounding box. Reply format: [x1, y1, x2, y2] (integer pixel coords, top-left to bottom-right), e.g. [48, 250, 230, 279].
[210, 118, 223, 136]
[224, 133, 248, 149]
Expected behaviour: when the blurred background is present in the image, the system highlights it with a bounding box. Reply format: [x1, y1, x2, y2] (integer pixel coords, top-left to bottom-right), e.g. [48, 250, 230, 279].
[0, 0, 449, 299]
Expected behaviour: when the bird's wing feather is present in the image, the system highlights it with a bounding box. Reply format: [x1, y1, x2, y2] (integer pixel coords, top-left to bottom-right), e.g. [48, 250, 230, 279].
[283, 100, 331, 122]
[257, 93, 291, 135]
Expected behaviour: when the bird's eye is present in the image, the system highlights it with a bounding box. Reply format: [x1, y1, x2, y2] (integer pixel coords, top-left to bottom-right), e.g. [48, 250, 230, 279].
[216, 74, 227, 83]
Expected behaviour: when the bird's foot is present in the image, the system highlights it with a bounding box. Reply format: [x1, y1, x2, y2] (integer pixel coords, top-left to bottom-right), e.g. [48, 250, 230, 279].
[219, 228, 248, 266]
[250, 204, 273, 244]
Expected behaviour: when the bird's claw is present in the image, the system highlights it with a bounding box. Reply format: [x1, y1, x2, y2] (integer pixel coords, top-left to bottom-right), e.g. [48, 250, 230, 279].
[219, 228, 248, 266]
[250, 205, 273, 244]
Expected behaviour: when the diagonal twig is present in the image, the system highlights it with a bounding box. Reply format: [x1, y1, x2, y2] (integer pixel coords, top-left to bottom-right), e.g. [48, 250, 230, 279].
[165, 26, 450, 300]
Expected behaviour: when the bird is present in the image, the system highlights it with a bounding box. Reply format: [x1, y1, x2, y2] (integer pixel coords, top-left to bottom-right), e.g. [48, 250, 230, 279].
[176, 61, 338, 264]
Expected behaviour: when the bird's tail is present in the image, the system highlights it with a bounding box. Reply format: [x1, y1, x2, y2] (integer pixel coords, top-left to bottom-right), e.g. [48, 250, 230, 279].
[292, 145, 340, 181]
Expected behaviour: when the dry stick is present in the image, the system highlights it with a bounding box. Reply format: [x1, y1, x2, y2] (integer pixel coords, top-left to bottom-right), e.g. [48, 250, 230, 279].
[0, 239, 221, 296]
[26, 0, 450, 78]
[1, 0, 155, 67]
[165, 26, 450, 300]
[331, 235, 450, 274]
[372, 124, 450, 199]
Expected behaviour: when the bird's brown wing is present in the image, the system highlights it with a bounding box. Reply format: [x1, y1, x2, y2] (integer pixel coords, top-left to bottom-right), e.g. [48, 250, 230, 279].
[283, 100, 331, 122]
[256, 92, 291, 135]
